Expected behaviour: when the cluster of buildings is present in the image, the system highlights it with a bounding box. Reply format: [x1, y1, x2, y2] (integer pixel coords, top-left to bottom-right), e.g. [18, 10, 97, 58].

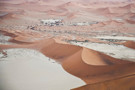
[40, 19, 63, 26]
[40, 19, 98, 26]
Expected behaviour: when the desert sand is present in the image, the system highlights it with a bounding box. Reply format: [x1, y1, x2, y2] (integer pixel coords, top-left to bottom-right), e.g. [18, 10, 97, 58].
[1, 0, 135, 90]
[0, 37, 135, 84]
[123, 41, 135, 49]
[0, 48, 85, 90]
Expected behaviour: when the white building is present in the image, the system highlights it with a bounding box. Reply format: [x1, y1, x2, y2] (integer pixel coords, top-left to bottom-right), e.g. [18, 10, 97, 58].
[40, 19, 63, 26]
[72, 22, 98, 26]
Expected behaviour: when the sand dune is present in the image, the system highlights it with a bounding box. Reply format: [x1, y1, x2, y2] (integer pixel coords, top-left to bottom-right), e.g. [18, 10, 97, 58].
[1, 0, 135, 88]
[60, 2, 76, 7]
[0, 10, 25, 20]
[1, 38, 135, 84]
[87, 3, 135, 18]
[103, 20, 124, 26]
[91, 20, 124, 28]
[46, 9, 68, 16]
[0, 13, 16, 19]
[62, 48, 135, 84]
[0, 48, 85, 90]
[89, 8, 121, 18]
[95, 7, 112, 14]
[9, 36, 35, 44]
[126, 19, 135, 24]
[123, 41, 135, 49]
[126, 13, 135, 24]
[110, 4, 134, 13]
[1, 0, 135, 21]
[46, 1, 82, 17]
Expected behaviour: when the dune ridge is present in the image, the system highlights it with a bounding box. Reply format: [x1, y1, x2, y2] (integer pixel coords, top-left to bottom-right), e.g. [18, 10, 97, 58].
[123, 41, 135, 49]
[0, 13, 16, 19]
[0, 11, 25, 20]
[0, 0, 135, 89]
[1, 37, 135, 84]
[1, 0, 135, 22]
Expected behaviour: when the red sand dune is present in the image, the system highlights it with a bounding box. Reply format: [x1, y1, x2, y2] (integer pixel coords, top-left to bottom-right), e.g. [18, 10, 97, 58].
[123, 41, 135, 49]
[110, 4, 134, 13]
[126, 14, 135, 24]
[0, 13, 16, 19]
[88, 3, 135, 18]
[59, 2, 76, 8]
[0, 37, 135, 84]
[126, 19, 135, 24]
[89, 7, 122, 18]
[46, 9, 68, 16]
[103, 20, 124, 26]
[95, 7, 112, 14]
[1, 0, 135, 21]
[1, 0, 135, 86]
[9, 36, 35, 44]
[46, 2, 81, 16]
[67, 12, 77, 19]
[0, 10, 25, 20]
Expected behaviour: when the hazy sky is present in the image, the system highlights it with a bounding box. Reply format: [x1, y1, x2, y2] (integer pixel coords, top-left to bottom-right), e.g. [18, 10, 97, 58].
[0, 0, 133, 3]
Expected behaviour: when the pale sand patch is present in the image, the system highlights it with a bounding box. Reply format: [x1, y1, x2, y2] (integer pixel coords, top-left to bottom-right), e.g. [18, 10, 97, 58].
[0, 48, 85, 90]
[0, 34, 14, 45]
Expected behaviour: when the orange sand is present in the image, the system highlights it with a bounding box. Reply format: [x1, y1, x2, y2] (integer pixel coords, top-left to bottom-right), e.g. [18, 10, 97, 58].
[123, 41, 135, 49]
[0, 37, 135, 84]
[1, 0, 135, 86]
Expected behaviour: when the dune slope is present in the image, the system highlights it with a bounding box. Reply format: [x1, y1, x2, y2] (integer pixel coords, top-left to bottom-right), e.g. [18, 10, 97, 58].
[123, 41, 135, 49]
[1, 38, 135, 84]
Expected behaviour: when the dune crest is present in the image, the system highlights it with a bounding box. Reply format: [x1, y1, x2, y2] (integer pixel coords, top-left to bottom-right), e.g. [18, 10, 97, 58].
[81, 47, 129, 66]
[123, 41, 135, 49]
